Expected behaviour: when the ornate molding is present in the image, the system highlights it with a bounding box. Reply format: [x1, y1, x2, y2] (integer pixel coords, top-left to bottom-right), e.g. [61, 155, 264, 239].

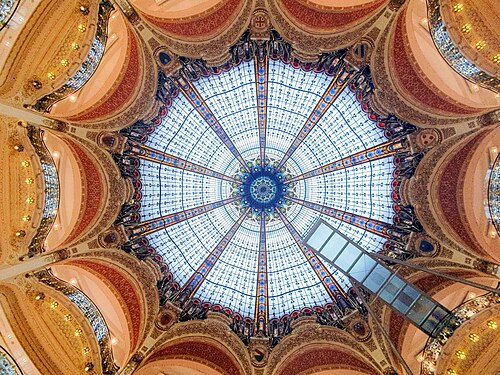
[25, 125, 60, 258]
[29, 0, 115, 112]
[427, 0, 500, 93]
[32, 269, 119, 374]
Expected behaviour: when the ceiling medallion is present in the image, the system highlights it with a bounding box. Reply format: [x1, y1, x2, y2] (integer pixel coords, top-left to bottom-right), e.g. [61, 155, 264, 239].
[233, 159, 295, 220]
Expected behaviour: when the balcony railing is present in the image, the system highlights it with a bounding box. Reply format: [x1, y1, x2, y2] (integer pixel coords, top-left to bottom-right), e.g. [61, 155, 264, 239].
[25, 126, 60, 258]
[33, 269, 119, 375]
[421, 292, 500, 375]
[0, 346, 22, 375]
[488, 153, 500, 236]
[427, 0, 500, 93]
[0, 0, 20, 31]
[31, 0, 114, 112]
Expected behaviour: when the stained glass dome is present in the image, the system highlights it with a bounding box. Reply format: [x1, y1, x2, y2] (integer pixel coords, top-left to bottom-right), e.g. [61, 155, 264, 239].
[116, 36, 415, 337]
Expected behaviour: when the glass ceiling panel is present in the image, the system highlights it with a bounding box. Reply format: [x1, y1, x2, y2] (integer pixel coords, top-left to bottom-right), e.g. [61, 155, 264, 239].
[193, 61, 260, 157]
[139, 162, 224, 218]
[145, 92, 235, 174]
[129, 52, 404, 323]
[266, 59, 333, 163]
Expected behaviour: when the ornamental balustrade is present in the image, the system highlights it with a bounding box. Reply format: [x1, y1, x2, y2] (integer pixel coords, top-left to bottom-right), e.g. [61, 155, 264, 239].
[421, 291, 500, 375]
[30, 0, 114, 112]
[33, 269, 119, 375]
[427, 0, 500, 93]
[25, 125, 59, 258]
[488, 153, 500, 236]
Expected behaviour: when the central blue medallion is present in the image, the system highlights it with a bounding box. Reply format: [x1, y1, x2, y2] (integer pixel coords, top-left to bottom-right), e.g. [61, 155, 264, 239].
[237, 161, 289, 216]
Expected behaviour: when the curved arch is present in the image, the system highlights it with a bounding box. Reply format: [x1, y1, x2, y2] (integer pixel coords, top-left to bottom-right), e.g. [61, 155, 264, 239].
[57, 137, 106, 246]
[386, 7, 491, 117]
[133, 0, 226, 19]
[135, 358, 223, 375]
[54, 21, 143, 122]
[139, 0, 246, 41]
[433, 130, 495, 259]
[404, 0, 499, 109]
[49, 11, 134, 121]
[50, 263, 135, 367]
[42, 131, 82, 250]
[143, 337, 246, 375]
[276, 0, 387, 33]
[273, 343, 380, 375]
[461, 125, 500, 262]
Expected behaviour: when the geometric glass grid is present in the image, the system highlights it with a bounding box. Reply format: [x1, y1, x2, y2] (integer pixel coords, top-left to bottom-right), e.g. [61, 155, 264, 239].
[126, 49, 408, 328]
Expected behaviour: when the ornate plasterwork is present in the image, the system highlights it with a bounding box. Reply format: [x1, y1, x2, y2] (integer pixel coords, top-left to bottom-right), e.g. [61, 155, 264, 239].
[146, 0, 254, 66]
[0, 118, 40, 263]
[408, 130, 479, 255]
[264, 318, 382, 375]
[140, 0, 246, 42]
[71, 249, 160, 343]
[0, 0, 101, 104]
[409, 128, 497, 260]
[58, 134, 127, 247]
[390, 9, 482, 116]
[66, 258, 145, 351]
[434, 304, 500, 375]
[267, 0, 386, 61]
[0, 283, 97, 374]
[30, 0, 115, 113]
[370, 7, 475, 126]
[143, 316, 253, 375]
[432, 131, 493, 258]
[64, 28, 156, 130]
[439, 0, 500, 89]
[276, 0, 387, 34]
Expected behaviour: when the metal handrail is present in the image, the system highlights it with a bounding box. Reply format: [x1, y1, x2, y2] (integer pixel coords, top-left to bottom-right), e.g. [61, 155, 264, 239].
[426, 0, 500, 93]
[30, 0, 114, 112]
[421, 291, 500, 375]
[488, 152, 500, 236]
[0, 345, 23, 375]
[33, 269, 119, 375]
[25, 125, 60, 258]
[0, 0, 20, 32]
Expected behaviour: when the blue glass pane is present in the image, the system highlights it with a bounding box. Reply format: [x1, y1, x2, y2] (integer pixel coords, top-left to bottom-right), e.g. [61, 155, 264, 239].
[306, 222, 333, 250]
[363, 264, 391, 293]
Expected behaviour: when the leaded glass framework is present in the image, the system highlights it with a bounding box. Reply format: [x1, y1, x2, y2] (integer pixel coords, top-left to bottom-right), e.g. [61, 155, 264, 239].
[115, 32, 422, 343]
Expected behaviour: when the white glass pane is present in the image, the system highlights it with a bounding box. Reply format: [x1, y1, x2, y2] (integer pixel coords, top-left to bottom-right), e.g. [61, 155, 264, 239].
[334, 243, 361, 271]
[321, 233, 348, 261]
[349, 254, 376, 282]
[306, 222, 333, 250]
